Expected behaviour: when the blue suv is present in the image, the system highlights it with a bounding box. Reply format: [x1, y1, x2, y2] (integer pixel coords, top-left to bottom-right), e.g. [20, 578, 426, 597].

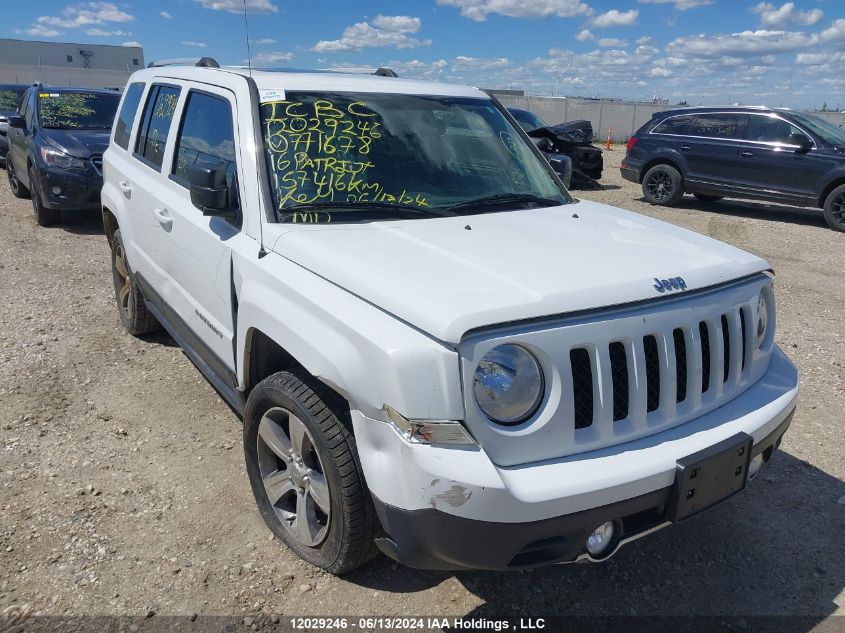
[6, 85, 120, 226]
[621, 106, 845, 231]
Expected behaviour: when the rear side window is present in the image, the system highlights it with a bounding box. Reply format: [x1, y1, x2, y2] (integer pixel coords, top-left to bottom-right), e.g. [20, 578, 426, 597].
[114, 82, 145, 150]
[135, 85, 181, 169]
[651, 115, 691, 135]
[172, 91, 236, 191]
[689, 114, 741, 139]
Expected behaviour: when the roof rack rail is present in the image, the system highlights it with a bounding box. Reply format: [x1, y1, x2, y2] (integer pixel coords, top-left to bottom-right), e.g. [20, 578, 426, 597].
[147, 57, 221, 69]
[374, 67, 398, 78]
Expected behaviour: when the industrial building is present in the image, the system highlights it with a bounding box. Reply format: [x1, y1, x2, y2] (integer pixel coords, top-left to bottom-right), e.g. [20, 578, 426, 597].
[0, 38, 143, 89]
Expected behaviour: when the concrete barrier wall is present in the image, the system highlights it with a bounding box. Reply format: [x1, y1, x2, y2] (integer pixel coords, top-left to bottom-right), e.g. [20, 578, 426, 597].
[497, 94, 845, 141]
[0, 64, 132, 90]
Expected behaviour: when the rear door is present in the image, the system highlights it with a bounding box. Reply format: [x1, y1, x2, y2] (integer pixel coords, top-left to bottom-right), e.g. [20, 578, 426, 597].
[149, 85, 242, 382]
[682, 113, 744, 191]
[732, 113, 826, 205]
[124, 83, 183, 299]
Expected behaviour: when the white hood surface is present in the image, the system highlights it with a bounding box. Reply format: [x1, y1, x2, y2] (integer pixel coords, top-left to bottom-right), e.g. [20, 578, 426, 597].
[270, 201, 769, 343]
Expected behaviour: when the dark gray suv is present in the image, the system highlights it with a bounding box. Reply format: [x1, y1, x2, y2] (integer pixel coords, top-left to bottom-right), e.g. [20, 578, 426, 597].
[620, 106, 845, 231]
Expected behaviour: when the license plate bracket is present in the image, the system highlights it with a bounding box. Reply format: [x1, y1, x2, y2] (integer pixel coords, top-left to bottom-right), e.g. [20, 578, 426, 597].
[668, 432, 753, 522]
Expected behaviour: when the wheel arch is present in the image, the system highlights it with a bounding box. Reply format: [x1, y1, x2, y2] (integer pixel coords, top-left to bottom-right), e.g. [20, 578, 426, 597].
[102, 206, 119, 247]
[640, 156, 685, 183]
[819, 176, 845, 208]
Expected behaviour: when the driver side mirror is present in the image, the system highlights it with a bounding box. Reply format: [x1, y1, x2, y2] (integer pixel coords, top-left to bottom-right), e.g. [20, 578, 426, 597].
[189, 165, 237, 219]
[8, 115, 25, 129]
[788, 133, 812, 151]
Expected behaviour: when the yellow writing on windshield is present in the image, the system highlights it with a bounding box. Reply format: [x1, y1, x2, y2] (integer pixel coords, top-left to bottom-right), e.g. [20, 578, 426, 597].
[262, 98, 429, 221]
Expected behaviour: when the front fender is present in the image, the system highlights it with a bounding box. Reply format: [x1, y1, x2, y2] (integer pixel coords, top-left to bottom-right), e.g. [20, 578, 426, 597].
[234, 250, 464, 421]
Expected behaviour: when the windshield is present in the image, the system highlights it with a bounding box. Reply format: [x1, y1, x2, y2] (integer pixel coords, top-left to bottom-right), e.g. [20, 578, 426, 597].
[788, 112, 845, 147]
[38, 91, 120, 130]
[509, 109, 548, 132]
[259, 92, 569, 223]
[0, 88, 26, 112]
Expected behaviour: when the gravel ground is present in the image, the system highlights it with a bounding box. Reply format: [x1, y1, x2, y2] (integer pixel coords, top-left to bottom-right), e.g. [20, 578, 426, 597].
[1, 153, 843, 627]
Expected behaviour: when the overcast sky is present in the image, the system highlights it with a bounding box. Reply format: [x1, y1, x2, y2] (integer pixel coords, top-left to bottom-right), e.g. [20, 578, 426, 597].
[8, 0, 845, 108]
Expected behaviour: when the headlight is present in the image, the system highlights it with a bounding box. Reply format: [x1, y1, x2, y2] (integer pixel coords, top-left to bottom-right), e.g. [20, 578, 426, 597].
[473, 344, 544, 425]
[40, 146, 85, 170]
[756, 287, 771, 348]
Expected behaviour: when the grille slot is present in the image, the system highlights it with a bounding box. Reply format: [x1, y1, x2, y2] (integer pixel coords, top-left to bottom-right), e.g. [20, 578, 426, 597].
[570, 348, 594, 429]
[739, 308, 748, 371]
[643, 335, 661, 413]
[721, 314, 731, 383]
[699, 321, 711, 394]
[609, 342, 629, 422]
[673, 328, 687, 403]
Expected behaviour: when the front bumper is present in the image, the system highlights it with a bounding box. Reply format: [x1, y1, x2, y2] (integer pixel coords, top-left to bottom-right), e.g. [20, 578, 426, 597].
[32, 162, 103, 211]
[353, 346, 798, 570]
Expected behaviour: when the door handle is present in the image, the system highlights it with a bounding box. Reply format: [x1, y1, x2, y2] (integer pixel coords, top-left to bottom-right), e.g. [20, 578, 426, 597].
[118, 181, 132, 194]
[680, 145, 691, 151]
[152, 207, 173, 230]
[741, 151, 754, 157]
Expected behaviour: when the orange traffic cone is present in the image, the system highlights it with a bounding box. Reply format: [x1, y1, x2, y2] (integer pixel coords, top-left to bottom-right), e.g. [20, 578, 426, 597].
[606, 128, 613, 150]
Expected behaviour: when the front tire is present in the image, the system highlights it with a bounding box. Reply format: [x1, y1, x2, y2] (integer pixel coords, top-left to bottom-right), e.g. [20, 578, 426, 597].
[29, 167, 60, 226]
[7, 160, 30, 199]
[642, 164, 684, 206]
[111, 229, 160, 335]
[823, 184, 845, 232]
[244, 372, 379, 574]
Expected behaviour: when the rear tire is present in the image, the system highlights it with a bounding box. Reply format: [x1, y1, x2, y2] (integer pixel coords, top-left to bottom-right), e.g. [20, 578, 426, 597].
[111, 228, 160, 336]
[642, 164, 684, 206]
[7, 160, 30, 199]
[822, 184, 845, 232]
[693, 193, 723, 203]
[244, 371, 379, 575]
[29, 167, 60, 227]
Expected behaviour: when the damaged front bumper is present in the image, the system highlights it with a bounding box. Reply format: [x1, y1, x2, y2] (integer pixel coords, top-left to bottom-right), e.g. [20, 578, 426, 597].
[352, 346, 798, 570]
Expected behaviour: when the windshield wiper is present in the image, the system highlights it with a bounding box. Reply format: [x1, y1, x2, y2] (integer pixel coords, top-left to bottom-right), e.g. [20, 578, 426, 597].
[280, 201, 454, 217]
[444, 193, 562, 215]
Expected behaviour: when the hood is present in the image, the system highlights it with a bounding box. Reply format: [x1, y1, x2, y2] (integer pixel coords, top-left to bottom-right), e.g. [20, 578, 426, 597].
[269, 201, 769, 343]
[41, 128, 110, 158]
[529, 120, 595, 145]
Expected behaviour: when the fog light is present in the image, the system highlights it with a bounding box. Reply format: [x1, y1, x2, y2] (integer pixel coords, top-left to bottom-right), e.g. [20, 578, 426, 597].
[585, 521, 616, 557]
[748, 453, 764, 480]
[51, 186, 62, 195]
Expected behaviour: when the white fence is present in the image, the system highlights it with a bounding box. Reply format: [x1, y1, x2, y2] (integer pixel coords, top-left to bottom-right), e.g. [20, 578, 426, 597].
[0, 64, 133, 90]
[497, 94, 845, 142]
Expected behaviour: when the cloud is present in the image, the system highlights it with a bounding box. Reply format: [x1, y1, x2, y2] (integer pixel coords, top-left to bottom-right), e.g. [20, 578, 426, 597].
[34, 2, 134, 29]
[453, 55, 511, 69]
[666, 29, 817, 58]
[85, 28, 131, 36]
[313, 15, 431, 52]
[25, 25, 61, 37]
[121, 41, 141, 47]
[253, 50, 294, 65]
[752, 2, 822, 27]
[160, 11, 172, 18]
[194, 0, 277, 13]
[636, 36, 653, 45]
[436, 0, 591, 21]
[182, 41, 208, 48]
[253, 37, 276, 44]
[638, 0, 713, 10]
[591, 9, 638, 28]
[576, 28, 594, 41]
[597, 38, 628, 47]
[649, 67, 673, 77]
[819, 19, 845, 43]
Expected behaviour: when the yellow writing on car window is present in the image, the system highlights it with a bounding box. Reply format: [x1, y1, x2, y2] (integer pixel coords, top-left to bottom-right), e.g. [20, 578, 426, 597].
[261, 99, 429, 222]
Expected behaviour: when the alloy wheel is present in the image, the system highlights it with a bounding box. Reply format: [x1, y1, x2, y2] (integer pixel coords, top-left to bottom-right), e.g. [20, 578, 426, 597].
[646, 171, 673, 201]
[112, 241, 133, 320]
[7, 163, 19, 195]
[831, 192, 845, 228]
[257, 407, 331, 547]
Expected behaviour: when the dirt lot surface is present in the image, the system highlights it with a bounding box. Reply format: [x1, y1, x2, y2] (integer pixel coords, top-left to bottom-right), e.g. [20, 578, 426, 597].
[1, 153, 843, 628]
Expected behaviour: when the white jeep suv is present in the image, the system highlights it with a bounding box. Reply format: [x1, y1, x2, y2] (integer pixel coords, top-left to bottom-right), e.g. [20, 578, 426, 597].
[101, 59, 798, 574]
